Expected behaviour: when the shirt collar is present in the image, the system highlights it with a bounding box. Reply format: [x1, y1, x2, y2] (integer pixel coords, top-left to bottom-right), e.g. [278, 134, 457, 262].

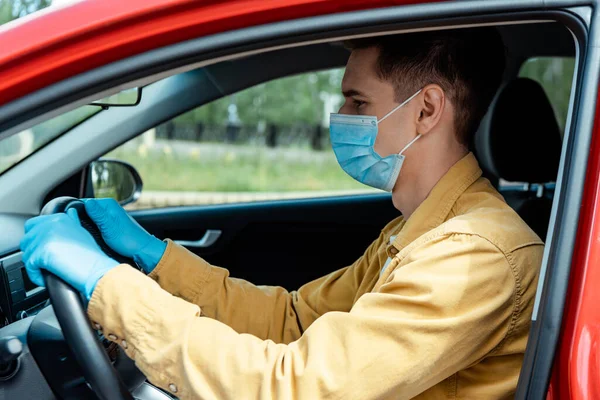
[392, 152, 482, 250]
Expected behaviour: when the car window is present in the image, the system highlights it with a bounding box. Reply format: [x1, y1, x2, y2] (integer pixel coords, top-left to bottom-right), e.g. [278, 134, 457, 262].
[104, 68, 378, 210]
[0, 1, 51, 26]
[0, 106, 100, 175]
[518, 56, 575, 134]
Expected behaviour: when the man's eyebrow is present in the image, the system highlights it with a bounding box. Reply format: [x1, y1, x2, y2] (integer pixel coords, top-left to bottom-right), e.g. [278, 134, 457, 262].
[342, 89, 366, 98]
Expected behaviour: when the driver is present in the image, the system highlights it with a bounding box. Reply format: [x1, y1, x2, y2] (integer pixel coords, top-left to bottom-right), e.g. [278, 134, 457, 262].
[21, 27, 544, 399]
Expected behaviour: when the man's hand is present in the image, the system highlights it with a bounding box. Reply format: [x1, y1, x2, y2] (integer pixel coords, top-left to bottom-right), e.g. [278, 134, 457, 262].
[20, 209, 119, 300]
[82, 198, 167, 273]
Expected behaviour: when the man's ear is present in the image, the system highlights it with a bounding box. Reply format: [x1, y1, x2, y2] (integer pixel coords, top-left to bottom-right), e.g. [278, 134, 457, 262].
[415, 84, 445, 135]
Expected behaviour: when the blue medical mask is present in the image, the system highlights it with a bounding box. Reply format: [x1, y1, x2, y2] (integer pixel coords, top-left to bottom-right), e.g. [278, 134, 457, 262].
[329, 89, 422, 192]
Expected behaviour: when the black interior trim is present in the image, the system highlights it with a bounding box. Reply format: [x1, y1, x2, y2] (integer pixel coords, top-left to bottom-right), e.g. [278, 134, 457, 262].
[42, 169, 86, 207]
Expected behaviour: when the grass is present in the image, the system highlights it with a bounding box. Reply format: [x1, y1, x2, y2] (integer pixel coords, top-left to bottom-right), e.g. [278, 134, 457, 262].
[106, 142, 369, 193]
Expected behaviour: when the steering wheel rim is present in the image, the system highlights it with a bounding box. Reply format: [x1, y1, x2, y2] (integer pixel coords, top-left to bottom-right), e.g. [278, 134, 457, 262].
[40, 196, 139, 400]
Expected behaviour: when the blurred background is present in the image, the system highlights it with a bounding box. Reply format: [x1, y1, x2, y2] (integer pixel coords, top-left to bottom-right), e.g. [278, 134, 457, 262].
[0, 0, 575, 209]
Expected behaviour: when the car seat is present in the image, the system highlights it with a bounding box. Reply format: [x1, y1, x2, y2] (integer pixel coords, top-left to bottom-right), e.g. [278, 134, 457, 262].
[474, 77, 563, 240]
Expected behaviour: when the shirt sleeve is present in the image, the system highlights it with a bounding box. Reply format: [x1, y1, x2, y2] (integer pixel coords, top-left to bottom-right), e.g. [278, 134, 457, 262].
[146, 233, 385, 343]
[87, 232, 521, 400]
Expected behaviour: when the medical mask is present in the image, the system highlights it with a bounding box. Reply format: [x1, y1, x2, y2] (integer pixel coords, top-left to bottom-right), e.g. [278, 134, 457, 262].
[329, 89, 422, 192]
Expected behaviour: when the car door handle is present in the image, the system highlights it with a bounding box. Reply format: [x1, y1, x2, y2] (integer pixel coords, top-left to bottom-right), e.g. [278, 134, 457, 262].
[174, 229, 222, 248]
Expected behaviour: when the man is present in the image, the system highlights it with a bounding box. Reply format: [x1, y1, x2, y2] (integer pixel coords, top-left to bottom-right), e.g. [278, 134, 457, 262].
[21, 27, 543, 399]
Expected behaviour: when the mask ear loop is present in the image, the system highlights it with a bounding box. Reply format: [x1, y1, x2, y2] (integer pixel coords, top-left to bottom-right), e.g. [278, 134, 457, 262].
[378, 89, 423, 124]
[398, 134, 421, 156]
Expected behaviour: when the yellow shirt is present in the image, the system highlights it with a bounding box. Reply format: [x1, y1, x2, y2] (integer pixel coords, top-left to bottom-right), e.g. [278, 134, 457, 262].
[88, 152, 544, 399]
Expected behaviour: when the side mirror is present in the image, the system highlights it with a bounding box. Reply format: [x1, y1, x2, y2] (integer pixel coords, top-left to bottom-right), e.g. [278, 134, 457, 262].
[87, 159, 142, 206]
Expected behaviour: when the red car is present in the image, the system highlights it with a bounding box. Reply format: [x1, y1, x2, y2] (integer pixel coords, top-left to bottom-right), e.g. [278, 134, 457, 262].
[0, 0, 595, 399]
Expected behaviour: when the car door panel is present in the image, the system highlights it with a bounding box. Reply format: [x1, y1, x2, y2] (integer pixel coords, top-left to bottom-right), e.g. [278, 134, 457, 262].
[132, 193, 397, 290]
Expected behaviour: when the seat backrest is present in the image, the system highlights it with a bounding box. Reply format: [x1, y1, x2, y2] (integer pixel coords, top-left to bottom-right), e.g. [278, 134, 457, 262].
[474, 77, 562, 240]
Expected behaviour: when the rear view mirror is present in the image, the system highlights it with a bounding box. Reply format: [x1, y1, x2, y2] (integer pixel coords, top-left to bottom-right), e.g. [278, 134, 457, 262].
[89, 87, 142, 107]
[88, 159, 143, 206]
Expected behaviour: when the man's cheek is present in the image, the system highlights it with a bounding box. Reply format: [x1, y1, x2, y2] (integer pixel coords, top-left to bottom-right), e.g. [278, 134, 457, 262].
[373, 129, 392, 156]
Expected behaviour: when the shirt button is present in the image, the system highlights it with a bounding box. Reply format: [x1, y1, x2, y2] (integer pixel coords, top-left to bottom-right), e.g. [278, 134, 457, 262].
[107, 334, 118, 341]
[169, 383, 178, 393]
[121, 340, 128, 349]
[389, 246, 399, 255]
[93, 323, 102, 331]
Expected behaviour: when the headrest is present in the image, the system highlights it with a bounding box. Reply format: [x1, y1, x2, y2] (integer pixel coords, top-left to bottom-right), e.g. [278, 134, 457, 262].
[474, 77, 562, 183]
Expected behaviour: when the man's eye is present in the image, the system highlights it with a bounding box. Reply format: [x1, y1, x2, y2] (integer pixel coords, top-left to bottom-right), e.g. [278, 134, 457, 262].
[353, 99, 366, 108]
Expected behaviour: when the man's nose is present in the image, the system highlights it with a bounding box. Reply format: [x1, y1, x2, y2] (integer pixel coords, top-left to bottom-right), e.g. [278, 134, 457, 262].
[337, 103, 351, 115]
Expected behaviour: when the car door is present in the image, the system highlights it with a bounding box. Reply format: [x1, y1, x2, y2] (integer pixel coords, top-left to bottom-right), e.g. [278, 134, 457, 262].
[133, 195, 397, 290]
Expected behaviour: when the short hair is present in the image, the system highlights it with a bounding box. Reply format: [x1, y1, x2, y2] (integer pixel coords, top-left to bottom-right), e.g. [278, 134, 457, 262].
[344, 27, 506, 146]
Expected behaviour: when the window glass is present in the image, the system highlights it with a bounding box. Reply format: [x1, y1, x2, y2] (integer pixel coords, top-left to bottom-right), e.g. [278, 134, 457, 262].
[0, 106, 100, 174]
[1, 0, 52, 26]
[104, 69, 378, 210]
[518, 57, 575, 134]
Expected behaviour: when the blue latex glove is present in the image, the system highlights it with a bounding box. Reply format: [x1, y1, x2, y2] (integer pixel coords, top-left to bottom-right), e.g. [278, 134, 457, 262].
[20, 209, 119, 300]
[82, 198, 167, 274]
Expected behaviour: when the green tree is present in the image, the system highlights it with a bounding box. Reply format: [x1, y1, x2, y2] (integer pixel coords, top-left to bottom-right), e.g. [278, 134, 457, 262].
[174, 68, 344, 128]
[0, 1, 11, 24]
[0, 0, 52, 24]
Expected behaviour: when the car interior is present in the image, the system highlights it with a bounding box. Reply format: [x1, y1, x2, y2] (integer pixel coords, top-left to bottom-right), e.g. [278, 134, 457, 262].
[0, 18, 578, 400]
[475, 76, 564, 240]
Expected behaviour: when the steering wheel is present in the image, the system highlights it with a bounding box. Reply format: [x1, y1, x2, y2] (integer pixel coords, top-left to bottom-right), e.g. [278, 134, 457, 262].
[40, 196, 145, 400]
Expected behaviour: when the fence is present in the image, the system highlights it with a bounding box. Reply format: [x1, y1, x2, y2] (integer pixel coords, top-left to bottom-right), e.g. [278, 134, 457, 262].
[156, 121, 329, 150]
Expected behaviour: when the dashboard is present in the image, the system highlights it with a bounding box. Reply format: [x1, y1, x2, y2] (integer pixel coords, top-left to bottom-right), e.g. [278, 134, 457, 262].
[0, 214, 56, 399]
[0, 252, 49, 324]
[0, 214, 48, 327]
